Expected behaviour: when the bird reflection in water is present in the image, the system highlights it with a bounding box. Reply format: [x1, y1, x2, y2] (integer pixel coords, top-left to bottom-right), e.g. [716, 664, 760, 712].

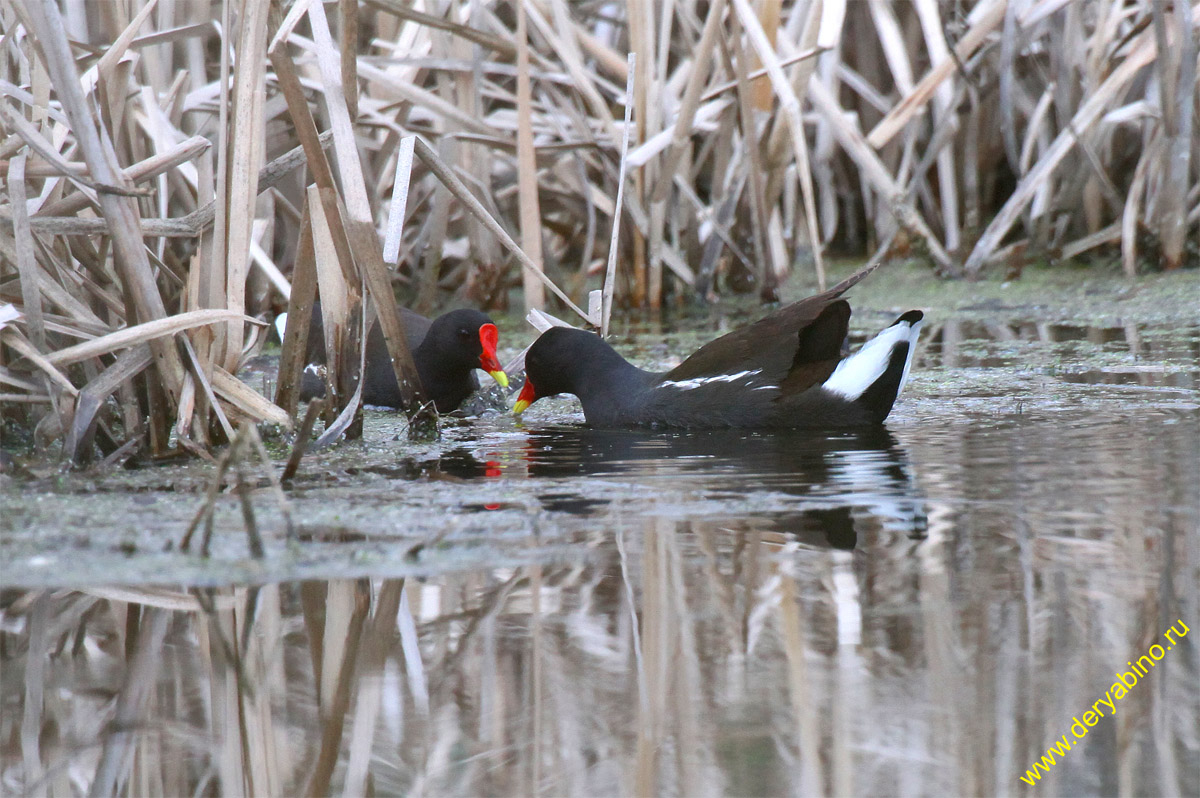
[433, 426, 927, 550]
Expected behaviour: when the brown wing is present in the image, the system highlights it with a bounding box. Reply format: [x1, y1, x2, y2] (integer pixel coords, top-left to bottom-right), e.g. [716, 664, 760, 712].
[665, 293, 851, 384]
[775, 300, 850, 395]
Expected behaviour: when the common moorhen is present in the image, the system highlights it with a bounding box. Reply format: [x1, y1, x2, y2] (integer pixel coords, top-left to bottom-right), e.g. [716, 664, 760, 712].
[512, 287, 923, 429]
[277, 306, 508, 413]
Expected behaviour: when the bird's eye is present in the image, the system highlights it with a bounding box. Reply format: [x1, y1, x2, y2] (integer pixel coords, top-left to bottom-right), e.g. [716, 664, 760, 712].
[457, 328, 472, 339]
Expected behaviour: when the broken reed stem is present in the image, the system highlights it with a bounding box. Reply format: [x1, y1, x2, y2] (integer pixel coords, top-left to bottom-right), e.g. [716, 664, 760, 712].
[282, 399, 326, 483]
[243, 424, 295, 540]
[235, 463, 264, 558]
[603, 53, 637, 338]
[382, 136, 416, 266]
[94, 431, 144, 471]
[312, 293, 371, 449]
[180, 425, 283, 556]
[181, 443, 236, 554]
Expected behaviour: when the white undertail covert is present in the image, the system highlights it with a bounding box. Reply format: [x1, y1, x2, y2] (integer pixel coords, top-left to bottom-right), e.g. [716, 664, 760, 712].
[822, 316, 923, 401]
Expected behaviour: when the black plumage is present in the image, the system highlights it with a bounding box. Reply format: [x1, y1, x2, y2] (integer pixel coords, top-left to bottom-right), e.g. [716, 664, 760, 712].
[299, 306, 505, 413]
[514, 282, 922, 429]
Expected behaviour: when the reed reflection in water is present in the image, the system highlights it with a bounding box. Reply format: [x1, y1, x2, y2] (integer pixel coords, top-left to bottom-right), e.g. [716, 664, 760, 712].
[2, 413, 1198, 797]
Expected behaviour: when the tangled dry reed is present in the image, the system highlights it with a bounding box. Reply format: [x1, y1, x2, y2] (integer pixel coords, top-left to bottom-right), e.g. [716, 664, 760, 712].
[1, 0, 1197, 460]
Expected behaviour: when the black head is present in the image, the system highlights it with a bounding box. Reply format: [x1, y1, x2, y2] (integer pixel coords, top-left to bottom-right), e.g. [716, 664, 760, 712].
[424, 309, 507, 385]
[514, 327, 624, 413]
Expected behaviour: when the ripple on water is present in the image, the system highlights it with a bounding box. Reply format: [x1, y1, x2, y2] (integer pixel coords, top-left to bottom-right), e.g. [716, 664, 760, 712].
[2, 298, 1197, 796]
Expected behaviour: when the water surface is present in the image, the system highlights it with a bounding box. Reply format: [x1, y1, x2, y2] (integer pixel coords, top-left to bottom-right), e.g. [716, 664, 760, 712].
[2, 273, 1198, 796]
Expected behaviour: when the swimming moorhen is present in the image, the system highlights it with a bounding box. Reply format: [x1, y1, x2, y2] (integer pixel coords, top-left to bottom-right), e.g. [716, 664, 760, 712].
[512, 288, 922, 429]
[277, 306, 508, 413]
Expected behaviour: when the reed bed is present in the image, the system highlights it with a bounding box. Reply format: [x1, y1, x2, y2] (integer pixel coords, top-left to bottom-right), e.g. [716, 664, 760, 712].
[1, 0, 1197, 459]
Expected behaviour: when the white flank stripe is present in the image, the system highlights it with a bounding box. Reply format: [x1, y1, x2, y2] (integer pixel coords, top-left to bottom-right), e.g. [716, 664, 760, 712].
[661, 369, 761, 391]
[823, 318, 922, 401]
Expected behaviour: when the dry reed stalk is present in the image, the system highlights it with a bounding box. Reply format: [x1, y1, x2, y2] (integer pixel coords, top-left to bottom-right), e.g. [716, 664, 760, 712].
[602, 54, 636, 337]
[312, 0, 434, 434]
[275, 200, 317, 417]
[63, 344, 153, 464]
[867, 0, 1008, 149]
[382, 135, 416, 267]
[43, 309, 249, 366]
[270, 27, 363, 418]
[913, 0, 962, 253]
[363, 0, 515, 57]
[726, 19, 774, 301]
[412, 137, 591, 322]
[179, 332, 235, 441]
[21, 0, 184, 407]
[218, 0, 268, 373]
[963, 21, 1166, 274]
[1152, 0, 1196, 270]
[306, 184, 352, 393]
[1, 4, 298, 457]
[812, 76, 956, 272]
[7, 155, 43, 354]
[514, 0, 545, 312]
[312, 289, 369, 448]
[732, 0, 824, 294]
[210, 366, 290, 427]
[281, 397, 325, 483]
[1, 327, 78, 396]
[648, 0, 726, 220]
[242, 422, 294, 539]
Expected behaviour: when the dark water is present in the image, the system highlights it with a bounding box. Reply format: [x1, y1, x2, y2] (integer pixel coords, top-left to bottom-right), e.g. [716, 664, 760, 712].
[2, 316, 1198, 796]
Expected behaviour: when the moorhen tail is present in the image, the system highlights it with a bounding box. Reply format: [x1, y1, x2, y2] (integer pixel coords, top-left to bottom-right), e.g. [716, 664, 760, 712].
[513, 288, 923, 429]
[277, 306, 507, 413]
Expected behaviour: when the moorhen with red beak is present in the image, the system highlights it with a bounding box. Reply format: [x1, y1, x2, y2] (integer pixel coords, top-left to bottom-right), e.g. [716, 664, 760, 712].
[513, 282, 922, 429]
[278, 306, 508, 413]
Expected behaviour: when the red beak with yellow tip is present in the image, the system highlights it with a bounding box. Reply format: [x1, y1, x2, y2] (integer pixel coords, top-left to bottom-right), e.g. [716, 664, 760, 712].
[478, 323, 508, 388]
[512, 377, 537, 415]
